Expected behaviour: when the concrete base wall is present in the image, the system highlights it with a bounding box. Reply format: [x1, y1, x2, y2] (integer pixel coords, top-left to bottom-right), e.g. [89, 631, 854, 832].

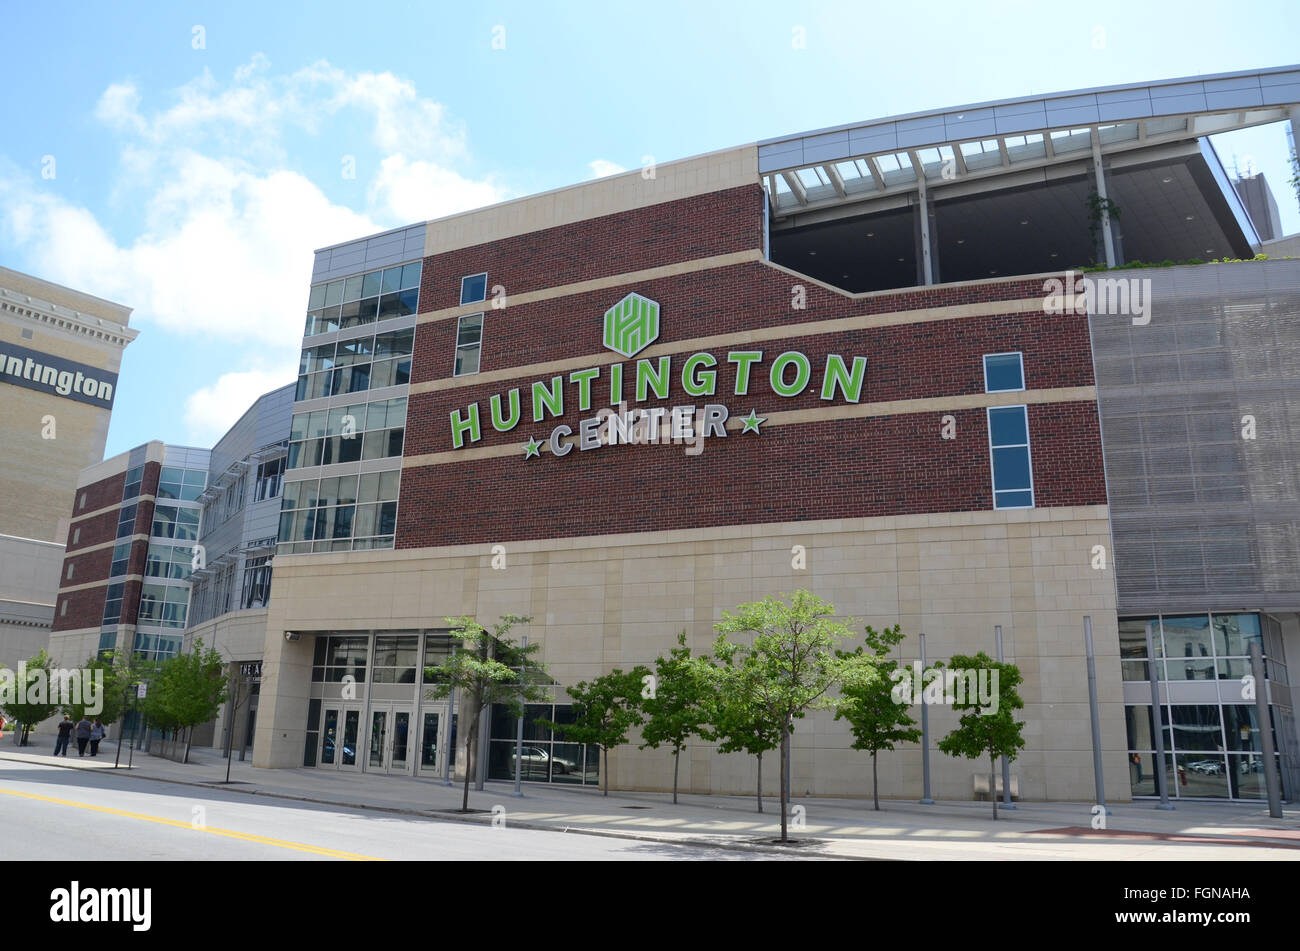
[255, 505, 1130, 802]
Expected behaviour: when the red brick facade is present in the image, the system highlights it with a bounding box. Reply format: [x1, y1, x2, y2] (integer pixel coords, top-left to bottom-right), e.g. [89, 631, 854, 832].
[417, 184, 765, 314]
[395, 186, 1106, 549]
[52, 462, 160, 633]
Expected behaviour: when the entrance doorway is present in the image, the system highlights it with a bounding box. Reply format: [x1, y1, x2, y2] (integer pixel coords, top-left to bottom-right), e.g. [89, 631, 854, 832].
[319, 705, 362, 771]
[417, 704, 453, 776]
[366, 703, 414, 775]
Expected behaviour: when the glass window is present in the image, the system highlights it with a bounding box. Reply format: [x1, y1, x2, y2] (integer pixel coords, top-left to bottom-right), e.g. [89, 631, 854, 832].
[116, 503, 138, 538]
[123, 466, 144, 499]
[401, 262, 422, 290]
[109, 541, 131, 577]
[983, 352, 1025, 393]
[460, 273, 487, 305]
[256, 457, 284, 501]
[987, 406, 1033, 509]
[102, 582, 125, 624]
[1213, 613, 1262, 657]
[378, 289, 418, 320]
[455, 314, 483, 376]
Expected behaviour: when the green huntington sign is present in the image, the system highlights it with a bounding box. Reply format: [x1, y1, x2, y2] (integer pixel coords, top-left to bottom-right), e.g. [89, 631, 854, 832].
[603, 292, 660, 358]
[447, 293, 868, 460]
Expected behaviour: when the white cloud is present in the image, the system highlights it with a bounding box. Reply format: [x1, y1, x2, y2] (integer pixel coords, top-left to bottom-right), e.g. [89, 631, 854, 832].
[0, 154, 380, 352]
[184, 368, 297, 445]
[369, 154, 507, 222]
[588, 159, 627, 178]
[1, 56, 509, 445]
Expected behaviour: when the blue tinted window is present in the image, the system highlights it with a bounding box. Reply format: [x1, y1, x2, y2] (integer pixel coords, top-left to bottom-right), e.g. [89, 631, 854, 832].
[988, 405, 1033, 509]
[984, 353, 1024, 392]
[989, 406, 1028, 445]
[992, 446, 1032, 490]
[460, 273, 487, 305]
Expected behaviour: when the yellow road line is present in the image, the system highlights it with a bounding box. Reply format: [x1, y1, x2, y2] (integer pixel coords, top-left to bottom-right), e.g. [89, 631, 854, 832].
[0, 786, 385, 861]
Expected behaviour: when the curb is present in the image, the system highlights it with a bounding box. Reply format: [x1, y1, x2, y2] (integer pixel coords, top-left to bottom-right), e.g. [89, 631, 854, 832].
[0, 751, 869, 859]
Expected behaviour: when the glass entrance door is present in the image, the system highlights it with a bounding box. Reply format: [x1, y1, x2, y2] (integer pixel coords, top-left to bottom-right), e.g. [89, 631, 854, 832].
[319, 706, 361, 771]
[366, 704, 414, 775]
[417, 704, 452, 776]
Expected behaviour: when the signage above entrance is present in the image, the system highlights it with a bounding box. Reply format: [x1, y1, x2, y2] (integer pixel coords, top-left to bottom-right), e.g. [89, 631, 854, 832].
[447, 294, 867, 460]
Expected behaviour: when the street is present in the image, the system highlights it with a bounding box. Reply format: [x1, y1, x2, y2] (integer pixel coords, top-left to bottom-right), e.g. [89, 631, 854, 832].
[0, 759, 800, 861]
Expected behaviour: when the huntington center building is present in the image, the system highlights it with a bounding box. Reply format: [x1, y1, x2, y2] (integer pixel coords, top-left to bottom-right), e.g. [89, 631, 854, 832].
[236, 66, 1299, 802]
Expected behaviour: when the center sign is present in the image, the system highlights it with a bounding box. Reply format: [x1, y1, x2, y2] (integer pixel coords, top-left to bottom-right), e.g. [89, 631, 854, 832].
[447, 293, 868, 460]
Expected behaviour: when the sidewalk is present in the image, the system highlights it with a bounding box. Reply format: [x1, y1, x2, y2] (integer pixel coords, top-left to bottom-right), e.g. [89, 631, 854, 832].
[3, 738, 1299, 859]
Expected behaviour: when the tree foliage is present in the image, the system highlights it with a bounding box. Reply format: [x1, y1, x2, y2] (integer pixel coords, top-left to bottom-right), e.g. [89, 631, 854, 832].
[424, 614, 549, 812]
[711, 590, 875, 840]
[138, 640, 228, 761]
[936, 651, 1026, 820]
[834, 623, 919, 810]
[542, 667, 649, 797]
[0, 649, 61, 745]
[638, 633, 710, 804]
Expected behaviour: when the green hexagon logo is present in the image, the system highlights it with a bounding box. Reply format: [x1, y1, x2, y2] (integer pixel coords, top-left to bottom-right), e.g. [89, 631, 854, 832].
[602, 293, 660, 358]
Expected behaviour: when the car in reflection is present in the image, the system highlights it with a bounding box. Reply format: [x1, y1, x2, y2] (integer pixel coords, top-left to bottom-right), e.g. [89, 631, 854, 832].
[511, 745, 579, 776]
[1186, 758, 1224, 775]
[323, 733, 355, 760]
[1238, 758, 1265, 774]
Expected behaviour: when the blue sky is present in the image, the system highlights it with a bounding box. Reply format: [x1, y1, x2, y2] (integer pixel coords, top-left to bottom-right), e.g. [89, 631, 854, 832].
[1, 0, 1297, 457]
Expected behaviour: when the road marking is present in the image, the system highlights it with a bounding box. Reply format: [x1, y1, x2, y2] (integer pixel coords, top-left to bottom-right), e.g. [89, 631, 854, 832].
[0, 786, 385, 861]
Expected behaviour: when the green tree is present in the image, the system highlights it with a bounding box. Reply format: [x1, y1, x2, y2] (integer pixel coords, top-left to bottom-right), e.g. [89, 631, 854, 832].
[937, 652, 1026, 820]
[0, 649, 61, 746]
[699, 651, 781, 813]
[542, 667, 649, 797]
[424, 615, 549, 812]
[139, 640, 228, 763]
[638, 633, 710, 804]
[834, 623, 920, 810]
[712, 590, 875, 841]
[63, 652, 130, 725]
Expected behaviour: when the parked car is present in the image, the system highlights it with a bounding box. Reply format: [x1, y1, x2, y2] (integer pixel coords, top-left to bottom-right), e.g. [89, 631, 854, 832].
[510, 746, 579, 777]
[1186, 758, 1224, 775]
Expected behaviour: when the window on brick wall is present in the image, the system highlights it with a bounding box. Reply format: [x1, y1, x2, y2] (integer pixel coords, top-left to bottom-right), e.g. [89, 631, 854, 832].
[116, 503, 138, 539]
[983, 352, 1025, 392]
[123, 465, 144, 499]
[109, 541, 131, 577]
[103, 583, 126, 624]
[460, 272, 487, 305]
[455, 314, 483, 376]
[66, 563, 74, 581]
[987, 406, 1034, 509]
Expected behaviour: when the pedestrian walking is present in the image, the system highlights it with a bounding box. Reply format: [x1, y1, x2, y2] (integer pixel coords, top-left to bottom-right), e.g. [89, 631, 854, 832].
[89, 719, 106, 757]
[74, 716, 92, 757]
[54, 715, 74, 756]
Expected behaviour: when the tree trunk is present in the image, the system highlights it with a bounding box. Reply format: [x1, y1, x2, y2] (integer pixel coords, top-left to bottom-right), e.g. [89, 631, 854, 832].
[672, 747, 680, 805]
[461, 710, 479, 812]
[779, 722, 790, 841]
[602, 746, 609, 796]
[872, 751, 880, 810]
[991, 754, 998, 821]
[184, 726, 192, 764]
[756, 751, 763, 813]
